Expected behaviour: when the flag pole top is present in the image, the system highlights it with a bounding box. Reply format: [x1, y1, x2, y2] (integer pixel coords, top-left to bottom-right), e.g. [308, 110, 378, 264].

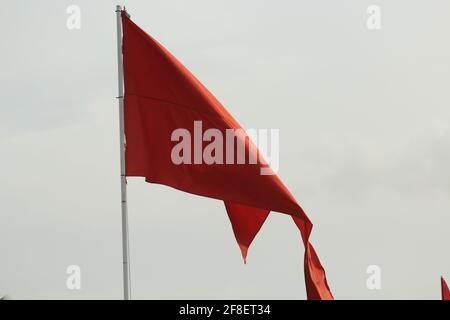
[116, 5, 131, 18]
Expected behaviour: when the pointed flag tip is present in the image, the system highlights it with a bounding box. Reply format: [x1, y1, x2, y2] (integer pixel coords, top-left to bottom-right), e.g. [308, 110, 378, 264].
[238, 244, 248, 265]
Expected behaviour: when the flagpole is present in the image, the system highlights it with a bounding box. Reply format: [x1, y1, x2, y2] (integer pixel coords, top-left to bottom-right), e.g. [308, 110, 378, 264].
[115, 4, 131, 300]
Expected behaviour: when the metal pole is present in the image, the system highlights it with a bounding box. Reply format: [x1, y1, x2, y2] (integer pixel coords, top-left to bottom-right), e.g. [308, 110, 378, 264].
[115, 4, 131, 300]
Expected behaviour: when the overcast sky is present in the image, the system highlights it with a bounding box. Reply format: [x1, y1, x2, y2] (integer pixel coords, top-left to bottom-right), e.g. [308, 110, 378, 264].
[0, 0, 449, 299]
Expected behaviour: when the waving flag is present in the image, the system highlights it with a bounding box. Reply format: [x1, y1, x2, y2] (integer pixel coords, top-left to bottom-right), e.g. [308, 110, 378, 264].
[442, 277, 450, 300]
[121, 10, 333, 300]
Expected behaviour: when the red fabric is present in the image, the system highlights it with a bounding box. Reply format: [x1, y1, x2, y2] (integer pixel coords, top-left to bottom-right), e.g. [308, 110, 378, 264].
[442, 277, 450, 300]
[224, 202, 269, 264]
[121, 11, 333, 300]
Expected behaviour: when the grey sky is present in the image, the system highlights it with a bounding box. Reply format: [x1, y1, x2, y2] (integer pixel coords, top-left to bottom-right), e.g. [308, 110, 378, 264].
[0, 0, 449, 299]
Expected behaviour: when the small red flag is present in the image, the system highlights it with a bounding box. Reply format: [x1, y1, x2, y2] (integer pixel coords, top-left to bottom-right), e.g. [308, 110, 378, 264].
[442, 277, 450, 300]
[121, 11, 333, 300]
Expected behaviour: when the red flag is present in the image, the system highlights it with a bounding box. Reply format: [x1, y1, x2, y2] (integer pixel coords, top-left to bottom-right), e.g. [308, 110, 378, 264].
[121, 11, 333, 300]
[442, 277, 450, 300]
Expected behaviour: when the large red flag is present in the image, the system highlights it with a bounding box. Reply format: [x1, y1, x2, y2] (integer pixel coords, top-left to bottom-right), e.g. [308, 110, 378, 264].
[121, 11, 333, 300]
[442, 277, 450, 300]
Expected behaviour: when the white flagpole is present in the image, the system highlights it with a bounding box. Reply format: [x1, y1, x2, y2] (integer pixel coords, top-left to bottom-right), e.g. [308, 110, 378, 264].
[115, 4, 131, 300]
